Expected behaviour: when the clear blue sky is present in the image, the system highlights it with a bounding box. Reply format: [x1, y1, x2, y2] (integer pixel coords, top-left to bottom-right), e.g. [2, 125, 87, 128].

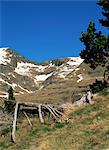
[1, 0, 108, 62]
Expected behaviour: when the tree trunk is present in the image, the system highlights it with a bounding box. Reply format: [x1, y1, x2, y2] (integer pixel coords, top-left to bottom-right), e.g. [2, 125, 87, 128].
[11, 102, 19, 143]
[38, 104, 44, 123]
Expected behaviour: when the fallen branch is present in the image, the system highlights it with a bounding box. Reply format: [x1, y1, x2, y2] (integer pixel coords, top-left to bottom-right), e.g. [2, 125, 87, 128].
[54, 108, 63, 116]
[23, 111, 32, 127]
[3, 99, 64, 142]
[43, 105, 58, 120]
[48, 105, 60, 118]
[20, 106, 38, 110]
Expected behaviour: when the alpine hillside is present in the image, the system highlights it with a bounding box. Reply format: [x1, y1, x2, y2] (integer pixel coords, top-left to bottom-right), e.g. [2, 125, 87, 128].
[0, 47, 104, 104]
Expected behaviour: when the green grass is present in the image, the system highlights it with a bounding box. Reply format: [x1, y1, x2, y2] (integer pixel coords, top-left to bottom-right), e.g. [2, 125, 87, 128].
[72, 103, 99, 116]
[55, 122, 65, 129]
[0, 141, 7, 149]
[1, 128, 11, 135]
[1, 95, 109, 150]
[99, 88, 109, 96]
[29, 129, 38, 136]
[42, 127, 55, 132]
[80, 117, 93, 125]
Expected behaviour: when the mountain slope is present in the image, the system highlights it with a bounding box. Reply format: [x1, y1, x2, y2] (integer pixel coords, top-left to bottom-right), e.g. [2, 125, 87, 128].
[16, 62, 104, 104]
[1, 92, 109, 150]
[0, 48, 84, 99]
[0, 47, 104, 104]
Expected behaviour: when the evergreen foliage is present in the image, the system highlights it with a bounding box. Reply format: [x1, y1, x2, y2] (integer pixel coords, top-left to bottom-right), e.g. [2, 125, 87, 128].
[80, 0, 109, 87]
[4, 86, 15, 113]
[8, 87, 14, 100]
[80, 21, 108, 69]
[97, 0, 109, 28]
[89, 79, 107, 93]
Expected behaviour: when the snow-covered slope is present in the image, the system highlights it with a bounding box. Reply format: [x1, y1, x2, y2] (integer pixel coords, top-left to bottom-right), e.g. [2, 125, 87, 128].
[55, 57, 84, 78]
[14, 61, 47, 76]
[0, 47, 84, 97]
[0, 48, 11, 65]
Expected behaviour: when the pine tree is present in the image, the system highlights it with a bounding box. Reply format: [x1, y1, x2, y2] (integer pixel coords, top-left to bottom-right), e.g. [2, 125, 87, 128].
[4, 86, 15, 112]
[80, 21, 107, 69]
[97, 0, 109, 28]
[8, 86, 14, 100]
[80, 0, 109, 85]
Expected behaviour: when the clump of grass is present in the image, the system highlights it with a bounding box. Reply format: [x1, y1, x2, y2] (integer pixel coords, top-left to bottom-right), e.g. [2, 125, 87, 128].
[1, 127, 11, 135]
[72, 104, 99, 116]
[55, 122, 65, 129]
[80, 117, 93, 125]
[29, 129, 38, 137]
[95, 112, 108, 120]
[0, 141, 7, 149]
[99, 88, 109, 96]
[0, 141, 12, 149]
[42, 127, 54, 132]
[84, 130, 94, 136]
[85, 142, 96, 150]
[103, 130, 109, 140]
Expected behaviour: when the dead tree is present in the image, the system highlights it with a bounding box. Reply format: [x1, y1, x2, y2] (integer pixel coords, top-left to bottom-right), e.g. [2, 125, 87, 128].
[11, 102, 19, 143]
[38, 104, 44, 123]
[3, 100, 63, 143]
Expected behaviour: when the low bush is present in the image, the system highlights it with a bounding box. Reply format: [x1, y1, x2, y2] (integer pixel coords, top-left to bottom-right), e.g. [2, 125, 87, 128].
[89, 79, 107, 94]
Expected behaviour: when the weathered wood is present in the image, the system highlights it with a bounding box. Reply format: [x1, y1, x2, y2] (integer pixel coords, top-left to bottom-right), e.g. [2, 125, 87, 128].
[4, 100, 39, 106]
[2, 99, 64, 143]
[11, 102, 19, 143]
[43, 105, 58, 120]
[23, 111, 32, 127]
[38, 104, 44, 123]
[48, 105, 60, 118]
[19, 101, 39, 107]
[54, 108, 63, 116]
[20, 106, 38, 110]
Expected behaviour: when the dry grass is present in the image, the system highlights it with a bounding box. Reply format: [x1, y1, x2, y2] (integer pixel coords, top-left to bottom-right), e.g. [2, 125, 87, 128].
[1, 92, 109, 150]
[15, 62, 104, 106]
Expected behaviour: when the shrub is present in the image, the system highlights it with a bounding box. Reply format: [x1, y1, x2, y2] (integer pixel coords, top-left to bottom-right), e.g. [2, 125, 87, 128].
[4, 86, 15, 113]
[89, 79, 107, 94]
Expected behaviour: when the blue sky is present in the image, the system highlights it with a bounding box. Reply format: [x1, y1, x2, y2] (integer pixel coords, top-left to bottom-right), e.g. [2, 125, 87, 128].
[1, 1, 108, 62]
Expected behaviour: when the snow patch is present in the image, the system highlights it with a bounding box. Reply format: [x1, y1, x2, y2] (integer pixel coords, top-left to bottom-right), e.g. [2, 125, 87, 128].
[56, 57, 83, 78]
[0, 94, 8, 98]
[0, 91, 8, 98]
[19, 91, 24, 94]
[8, 73, 16, 78]
[15, 61, 47, 76]
[35, 65, 47, 72]
[0, 78, 12, 86]
[0, 73, 6, 76]
[75, 68, 80, 71]
[57, 66, 75, 78]
[0, 48, 11, 64]
[17, 85, 33, 93]
[15, 62, 32, 76]
[48, 61, 55, 68]
[0, 78, 18, 89]
[12, 83, 17, 89]
[77, 74, 83, 83]
[67, 57, 84, 66]
[34, 73, 53, 81]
